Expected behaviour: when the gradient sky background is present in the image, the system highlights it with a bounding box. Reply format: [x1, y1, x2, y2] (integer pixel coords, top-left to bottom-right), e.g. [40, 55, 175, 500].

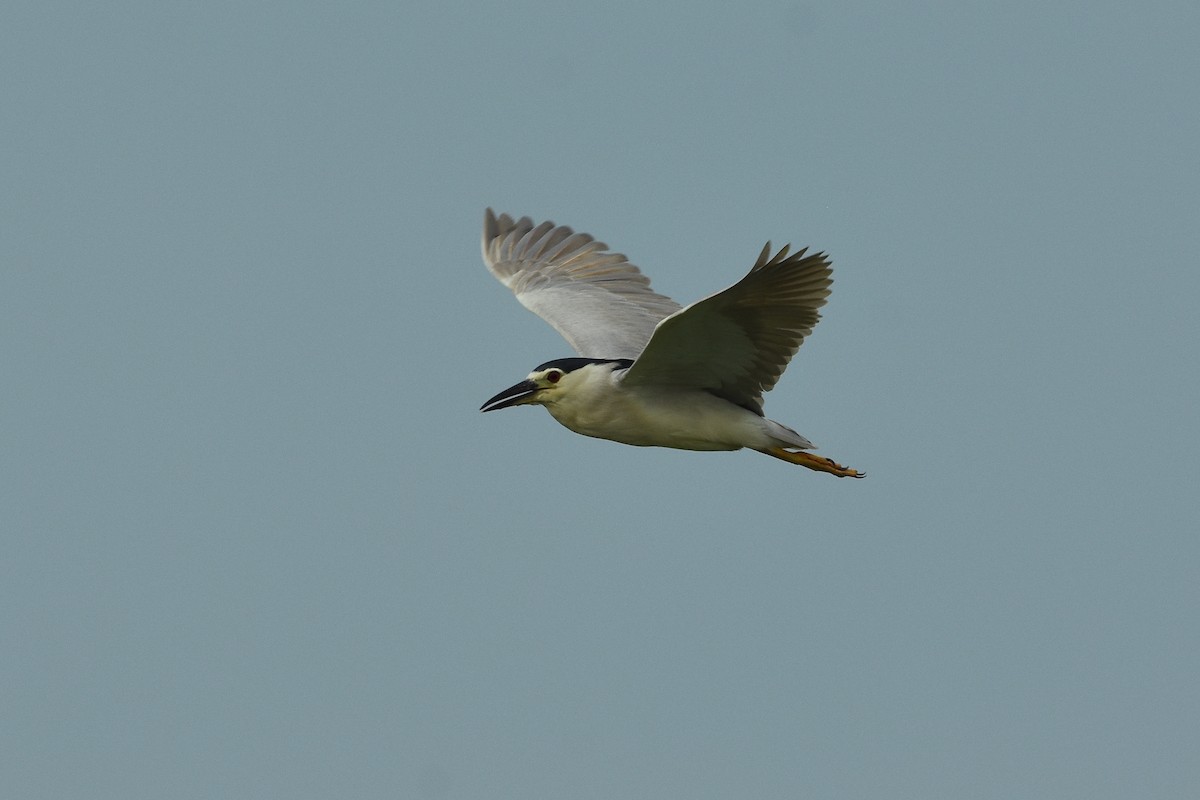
[4, 2, 1199, 798]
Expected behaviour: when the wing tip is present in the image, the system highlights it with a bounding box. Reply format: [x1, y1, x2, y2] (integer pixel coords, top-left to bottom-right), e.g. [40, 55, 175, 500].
[483, 208, 500, 246]
[484, 209, 542, 265]
[751, 241, 833, 281]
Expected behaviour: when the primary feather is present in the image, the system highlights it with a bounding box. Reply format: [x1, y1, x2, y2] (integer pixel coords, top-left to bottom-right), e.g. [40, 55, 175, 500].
[482, 209, 681, 359]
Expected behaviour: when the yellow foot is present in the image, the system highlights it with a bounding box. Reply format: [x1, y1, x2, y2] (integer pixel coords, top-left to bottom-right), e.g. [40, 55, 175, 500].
[762, 447, 865, 478]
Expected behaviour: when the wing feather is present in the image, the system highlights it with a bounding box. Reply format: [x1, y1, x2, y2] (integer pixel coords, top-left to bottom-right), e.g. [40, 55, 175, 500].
[482, 210, 682, 359]
[621, 243, 833, 415]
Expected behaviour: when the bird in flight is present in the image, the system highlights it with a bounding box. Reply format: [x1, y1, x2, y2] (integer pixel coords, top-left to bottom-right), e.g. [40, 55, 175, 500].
[479, 210, 863, 478]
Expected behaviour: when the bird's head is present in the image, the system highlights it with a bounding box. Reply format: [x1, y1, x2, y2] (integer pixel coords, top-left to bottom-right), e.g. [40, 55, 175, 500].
[479, 357, 632, 412]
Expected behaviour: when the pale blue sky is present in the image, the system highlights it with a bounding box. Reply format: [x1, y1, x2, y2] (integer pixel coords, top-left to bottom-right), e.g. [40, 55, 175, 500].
[3, 2, 1199, 798]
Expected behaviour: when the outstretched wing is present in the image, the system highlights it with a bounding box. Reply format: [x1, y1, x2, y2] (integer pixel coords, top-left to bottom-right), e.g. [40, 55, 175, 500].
[482, 210, 682, 359]
[621, 243, 832, 415]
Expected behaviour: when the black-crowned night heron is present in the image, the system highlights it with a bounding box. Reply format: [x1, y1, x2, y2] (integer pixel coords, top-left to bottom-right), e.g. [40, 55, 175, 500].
[479, 210, 864, 478]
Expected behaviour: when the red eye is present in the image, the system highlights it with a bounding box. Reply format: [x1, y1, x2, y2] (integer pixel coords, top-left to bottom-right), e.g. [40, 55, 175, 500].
[546, 370, 562, 384]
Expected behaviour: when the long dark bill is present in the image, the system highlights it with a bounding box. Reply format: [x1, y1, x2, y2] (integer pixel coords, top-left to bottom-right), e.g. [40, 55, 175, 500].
[480, 379, 539, 412]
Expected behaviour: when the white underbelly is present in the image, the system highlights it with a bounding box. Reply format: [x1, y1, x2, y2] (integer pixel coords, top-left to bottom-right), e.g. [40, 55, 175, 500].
[546, 389, 766, 451]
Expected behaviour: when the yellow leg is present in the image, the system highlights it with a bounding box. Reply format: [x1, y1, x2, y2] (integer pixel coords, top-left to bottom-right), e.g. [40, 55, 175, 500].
[762, 447, 865, 478]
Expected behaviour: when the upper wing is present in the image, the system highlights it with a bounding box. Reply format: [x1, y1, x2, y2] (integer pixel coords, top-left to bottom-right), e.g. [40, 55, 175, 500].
[482, 209, 682, 359]
[621, 243, 833, 415]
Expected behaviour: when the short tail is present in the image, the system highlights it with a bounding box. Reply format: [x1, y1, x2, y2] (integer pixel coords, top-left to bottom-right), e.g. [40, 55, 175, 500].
[763, 418, 815, 450]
